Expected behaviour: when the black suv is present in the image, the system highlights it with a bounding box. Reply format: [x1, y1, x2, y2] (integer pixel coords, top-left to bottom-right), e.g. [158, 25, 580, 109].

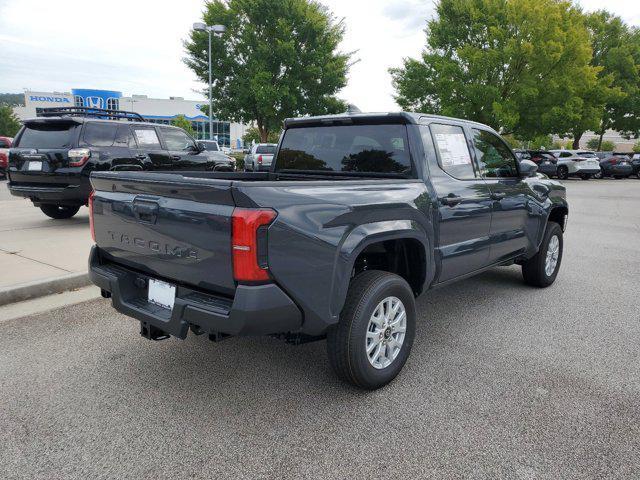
[7, 107, 235, 219]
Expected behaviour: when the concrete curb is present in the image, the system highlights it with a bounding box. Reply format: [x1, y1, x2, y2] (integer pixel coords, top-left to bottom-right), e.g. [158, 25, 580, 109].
[0, 272, 92, 306]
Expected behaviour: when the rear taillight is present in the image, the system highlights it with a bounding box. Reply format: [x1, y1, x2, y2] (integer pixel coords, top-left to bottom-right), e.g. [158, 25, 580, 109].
[89, 190, 95, 242]
[257, 155, 263, 164]
[0, 152, 7, 169]
[232, 208, 277, 282]
[610, 158, 617, 165]
[68, 148, 91, 167]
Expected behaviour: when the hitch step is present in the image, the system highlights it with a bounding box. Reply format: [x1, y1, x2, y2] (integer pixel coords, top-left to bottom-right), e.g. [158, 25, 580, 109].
[140, 322, 170, 341]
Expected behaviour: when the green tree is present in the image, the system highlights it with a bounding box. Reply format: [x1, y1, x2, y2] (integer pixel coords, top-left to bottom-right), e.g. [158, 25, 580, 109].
[586, 11, 640, 150]
[390, 0, 601, 141]
[171, 115, 195, 136]
[0, 105, 20, 137]
[586, 137, 600, 150]
[242, 126, 280, 144]
[184, 0, 350, 143]
[600, 140, 615, 151]
[633, 141, 640, 153]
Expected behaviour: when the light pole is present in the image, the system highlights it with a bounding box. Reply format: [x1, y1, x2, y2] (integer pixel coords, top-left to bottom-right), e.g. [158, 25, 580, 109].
[193, 22, 226, 141]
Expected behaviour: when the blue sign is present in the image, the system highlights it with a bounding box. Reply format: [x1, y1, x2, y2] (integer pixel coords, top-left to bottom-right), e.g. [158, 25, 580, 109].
[71, 88, 122, 110]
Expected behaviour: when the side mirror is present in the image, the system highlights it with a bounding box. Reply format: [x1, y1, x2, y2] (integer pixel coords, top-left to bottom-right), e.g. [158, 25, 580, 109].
[519, 159, 538, 178]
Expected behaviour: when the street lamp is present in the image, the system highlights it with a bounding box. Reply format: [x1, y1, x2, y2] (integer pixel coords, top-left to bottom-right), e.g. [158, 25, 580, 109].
[193, 22, 226, 141]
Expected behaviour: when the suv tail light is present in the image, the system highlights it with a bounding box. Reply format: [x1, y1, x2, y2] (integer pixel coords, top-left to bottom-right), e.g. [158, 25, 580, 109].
[610, 158, 618, 165]
[232, 208, 277, 282]
[68, 148, 91, 167]
[0, 151, 7, 169]
[89, 190, 95, 242]
[257, 155, 263, 165]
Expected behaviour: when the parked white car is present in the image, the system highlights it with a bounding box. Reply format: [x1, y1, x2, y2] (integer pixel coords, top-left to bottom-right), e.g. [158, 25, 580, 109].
[549, 150, 602, 180]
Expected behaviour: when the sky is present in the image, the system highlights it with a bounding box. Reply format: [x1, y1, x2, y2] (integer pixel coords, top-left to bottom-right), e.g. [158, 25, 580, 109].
[0, 0, 639, 112]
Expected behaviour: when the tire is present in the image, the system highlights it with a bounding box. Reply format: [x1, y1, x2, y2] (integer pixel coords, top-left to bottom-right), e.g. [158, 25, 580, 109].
[557, 166, 569, 180]
[326, 270, 416, 390]
[522, 222, 563, 288]
[39, 204, 80, 219]
[594, 170, 603, 179]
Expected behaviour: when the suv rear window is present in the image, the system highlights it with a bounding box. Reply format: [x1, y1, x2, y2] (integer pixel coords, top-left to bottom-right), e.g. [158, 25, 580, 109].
[17, 124, 75, 149]
[256, 145, 276, 154]
[275, 124, 412, 174]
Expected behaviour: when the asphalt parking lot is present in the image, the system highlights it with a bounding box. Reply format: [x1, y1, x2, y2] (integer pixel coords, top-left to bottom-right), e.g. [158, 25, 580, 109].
[0, 179, 639, 479]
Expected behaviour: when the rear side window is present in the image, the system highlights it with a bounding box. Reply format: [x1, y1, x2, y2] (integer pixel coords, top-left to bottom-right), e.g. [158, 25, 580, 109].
[256, 145, 276, 154]
[82, 123, 118, 147]
[276, 124, 412, 174]
[114, 125, 135, 147]
[430, 124, 475, 179]
[472, 129, 519, 178]
[133, 127, 161, 149]
[17, 124, 75, 149]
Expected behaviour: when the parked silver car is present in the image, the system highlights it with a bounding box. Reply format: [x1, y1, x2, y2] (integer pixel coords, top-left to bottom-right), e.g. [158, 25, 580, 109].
[244, 143, 277, 172]
[548, 150, 601, 180]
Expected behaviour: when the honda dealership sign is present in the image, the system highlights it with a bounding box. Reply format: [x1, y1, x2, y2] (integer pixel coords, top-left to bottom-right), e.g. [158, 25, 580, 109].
[24, 91, 74, 108]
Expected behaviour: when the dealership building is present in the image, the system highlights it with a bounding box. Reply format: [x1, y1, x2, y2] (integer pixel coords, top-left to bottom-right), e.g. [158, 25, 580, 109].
[13, 88, 249, 148]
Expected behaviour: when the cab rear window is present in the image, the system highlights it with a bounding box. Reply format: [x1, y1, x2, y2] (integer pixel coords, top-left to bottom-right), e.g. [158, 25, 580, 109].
[275, 124, 412, 175]
[17, 124, 75, 149]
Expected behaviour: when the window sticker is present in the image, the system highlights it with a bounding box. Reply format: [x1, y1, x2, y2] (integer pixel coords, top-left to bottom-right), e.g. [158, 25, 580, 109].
[135, 129, 159, 145]
[434, 133, 471, 166]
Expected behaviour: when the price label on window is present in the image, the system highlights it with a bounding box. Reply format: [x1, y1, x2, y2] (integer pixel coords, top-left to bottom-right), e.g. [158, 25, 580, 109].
[434, 133, 472, 166]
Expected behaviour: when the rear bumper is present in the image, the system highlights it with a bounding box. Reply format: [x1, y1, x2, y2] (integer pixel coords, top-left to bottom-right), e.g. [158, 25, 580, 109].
[609, 165, 633, 176]
[570, 167, 600, 176]
[8, 181, 89, 206]
[89, 246, 302, 338]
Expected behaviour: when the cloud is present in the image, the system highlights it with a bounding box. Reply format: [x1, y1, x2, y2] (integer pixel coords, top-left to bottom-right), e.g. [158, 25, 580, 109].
[382, 0, 435, 31]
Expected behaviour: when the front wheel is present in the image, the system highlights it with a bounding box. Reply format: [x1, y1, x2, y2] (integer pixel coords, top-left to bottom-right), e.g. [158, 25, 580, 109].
[557, 166, 569, 180]
[327, 270, 416, 390]
[40, 204, 80, 219]
[522, 222, 563, 288]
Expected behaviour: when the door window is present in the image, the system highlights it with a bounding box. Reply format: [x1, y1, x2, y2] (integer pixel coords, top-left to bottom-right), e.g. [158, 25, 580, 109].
[133, 127, 161, 149]
[472, 129, 519, 178]
[160, 127, 196, 151]
[429, 124, 476, 179]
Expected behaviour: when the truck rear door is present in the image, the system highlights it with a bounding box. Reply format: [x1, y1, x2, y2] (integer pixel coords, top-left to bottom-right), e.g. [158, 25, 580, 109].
[91, 172, 237, 296]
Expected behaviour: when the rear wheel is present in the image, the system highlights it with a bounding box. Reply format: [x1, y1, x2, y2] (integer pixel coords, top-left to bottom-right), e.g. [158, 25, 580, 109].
[40, 204, 80, 219]
[522, 222, 563, 288]
[557, 166, 569, 180]
[327, 270, 416, 390]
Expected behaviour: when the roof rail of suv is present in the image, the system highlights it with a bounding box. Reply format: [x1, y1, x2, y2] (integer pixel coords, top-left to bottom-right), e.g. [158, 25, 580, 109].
[35, 107, 145, 122]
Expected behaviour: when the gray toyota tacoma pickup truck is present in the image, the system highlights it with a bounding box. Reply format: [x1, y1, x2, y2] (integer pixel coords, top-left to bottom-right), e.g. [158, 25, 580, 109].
[88, 112, 568, 389]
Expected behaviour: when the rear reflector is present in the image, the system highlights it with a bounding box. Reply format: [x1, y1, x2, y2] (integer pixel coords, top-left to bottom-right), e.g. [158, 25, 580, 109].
[89, 190, 95, 242]
[232, 208, 277, 282]
[68, 148, 91, 167]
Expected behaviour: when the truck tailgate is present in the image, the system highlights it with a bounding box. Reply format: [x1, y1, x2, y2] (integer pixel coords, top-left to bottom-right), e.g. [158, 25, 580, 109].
[91, 172, 236, 296]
